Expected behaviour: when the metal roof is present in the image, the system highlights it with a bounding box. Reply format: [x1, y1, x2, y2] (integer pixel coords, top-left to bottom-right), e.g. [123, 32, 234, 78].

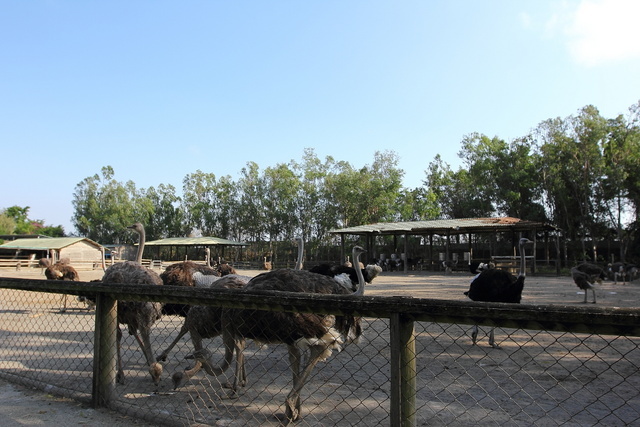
[0, 237, 104, 251]
[330, 217, 558, 236]
[143, 236, 247, 247]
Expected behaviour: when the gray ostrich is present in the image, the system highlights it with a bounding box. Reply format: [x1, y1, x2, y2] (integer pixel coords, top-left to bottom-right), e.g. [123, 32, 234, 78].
[571, 263, 604, 303]
[186, 245, 368, 423]
[101, 222, 164, 385]
[44, 260, 79, 313]
[465, 238, 531, 348]
[38, 257, 52, 274]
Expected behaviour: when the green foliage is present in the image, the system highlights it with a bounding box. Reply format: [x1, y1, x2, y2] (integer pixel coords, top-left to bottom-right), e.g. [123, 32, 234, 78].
[65, 100, 640, 263]
[0, 213, 16, 234]
[0, 206, 64, 236]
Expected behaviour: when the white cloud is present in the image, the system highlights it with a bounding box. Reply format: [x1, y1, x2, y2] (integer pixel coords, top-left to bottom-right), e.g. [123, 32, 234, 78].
[565, 0, 640, 66]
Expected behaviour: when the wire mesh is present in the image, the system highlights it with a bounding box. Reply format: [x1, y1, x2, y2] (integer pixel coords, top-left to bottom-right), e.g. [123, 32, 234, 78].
[0, 285, 639, 426]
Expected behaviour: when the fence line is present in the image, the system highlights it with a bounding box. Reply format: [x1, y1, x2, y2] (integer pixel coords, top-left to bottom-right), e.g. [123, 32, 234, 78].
[0, 277, 639, 426]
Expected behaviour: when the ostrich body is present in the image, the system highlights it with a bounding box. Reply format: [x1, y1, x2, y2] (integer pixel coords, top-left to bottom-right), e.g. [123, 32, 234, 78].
[609, 262, 627, 285]
[160, 260, 220, 317]
[188, 245, 367, 423]
[169, 274, 252, 389]
[44, 261, 80, 312]
[38, 257, 52, 274]
[156, 266, 241, 363]
[442, 259, 457, 275]
[469, 260, 494, 275]
[101, 222, 164, 385]
[465, 238, 531, 348]
[571, 263, 604, 303]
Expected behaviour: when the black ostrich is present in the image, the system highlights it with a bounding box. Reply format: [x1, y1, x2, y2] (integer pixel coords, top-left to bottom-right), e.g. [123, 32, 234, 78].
[464, 237, 532, 348]
[571, 263, 605, 303]
[186, 245, 368, 423]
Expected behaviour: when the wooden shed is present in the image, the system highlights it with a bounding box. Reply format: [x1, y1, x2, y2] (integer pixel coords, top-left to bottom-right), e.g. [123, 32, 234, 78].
[0, 237, 106, 268]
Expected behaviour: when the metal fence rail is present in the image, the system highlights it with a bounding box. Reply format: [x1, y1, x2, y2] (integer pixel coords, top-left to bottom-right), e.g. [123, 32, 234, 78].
[0, 278, 639, 426]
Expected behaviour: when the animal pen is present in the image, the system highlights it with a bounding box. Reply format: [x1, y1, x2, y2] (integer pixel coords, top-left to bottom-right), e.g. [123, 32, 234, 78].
[0, 277, 639, 426]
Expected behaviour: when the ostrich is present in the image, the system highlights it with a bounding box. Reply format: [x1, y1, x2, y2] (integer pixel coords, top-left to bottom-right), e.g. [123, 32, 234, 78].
[464, 237, 532, 348]
[571, 263, 605, 303]
[38, 257, 52, 274]
[442, 259, 457, 275]
[169, 273, 252, 389]
[101, 222, 164, 385]
[469, 260, 494, 275]
[186, 245, 368, 423]
[608, 262, 627, 285]
[262, 256, 272, 271]
[44, 260, 80, 313]
[160, 260, 220, 317]
[217, 261, 237, 276]
[155, 265, 239, 363]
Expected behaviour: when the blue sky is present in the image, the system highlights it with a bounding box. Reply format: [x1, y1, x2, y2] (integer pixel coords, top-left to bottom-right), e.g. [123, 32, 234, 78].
[2, 0, 639, 235]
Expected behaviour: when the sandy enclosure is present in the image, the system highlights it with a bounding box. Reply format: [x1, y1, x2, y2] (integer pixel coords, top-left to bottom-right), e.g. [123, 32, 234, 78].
[0, 267, 639, 426]
[3, 265, 638, 307]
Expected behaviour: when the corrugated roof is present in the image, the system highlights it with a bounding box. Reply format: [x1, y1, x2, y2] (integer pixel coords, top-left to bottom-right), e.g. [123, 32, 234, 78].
[330, 217, 558, 235]
[0, 237, 104, 250]
[144, 236, 247, 247]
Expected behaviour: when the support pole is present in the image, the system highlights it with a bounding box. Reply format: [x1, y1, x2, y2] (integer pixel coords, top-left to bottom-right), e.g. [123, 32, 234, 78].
[92, 293, 117, 408]
[390, 313, 416, 427]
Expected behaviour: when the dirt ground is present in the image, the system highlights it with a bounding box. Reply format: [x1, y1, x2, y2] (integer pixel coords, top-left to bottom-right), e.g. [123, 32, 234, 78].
[0, 266, 638, 426]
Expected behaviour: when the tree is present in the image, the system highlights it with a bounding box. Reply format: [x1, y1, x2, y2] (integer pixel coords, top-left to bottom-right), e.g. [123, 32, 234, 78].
[182, 171, 218, 236]
[459, 133, 546, 221]
[72, 166, 141, 243]
[236, 162, 265, 242]
[4, 206, 34, 234]
[424, 155, 493, 219]
[0, 212, 16, 235]
[536, 106, 608, 262]
[144, 184, 187, 239]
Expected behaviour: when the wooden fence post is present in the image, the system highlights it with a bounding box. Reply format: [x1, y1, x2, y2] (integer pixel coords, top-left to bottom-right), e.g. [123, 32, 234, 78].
[390, 312, 416, 427]
[92, 294, 117, 408]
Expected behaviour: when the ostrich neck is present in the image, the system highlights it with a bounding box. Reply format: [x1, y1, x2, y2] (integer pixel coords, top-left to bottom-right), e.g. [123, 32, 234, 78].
[295, 238, 304, 270]
[135, 228, 145, 265]
[519, 241, 526, 278]
[353, 249, 365, 296]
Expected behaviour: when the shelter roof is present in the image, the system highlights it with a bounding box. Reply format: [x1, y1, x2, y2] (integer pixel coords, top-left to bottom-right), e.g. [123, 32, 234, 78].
[330, 217, 559, 236]
[143, 236, 247, 247]
[0, 237, 104, 251]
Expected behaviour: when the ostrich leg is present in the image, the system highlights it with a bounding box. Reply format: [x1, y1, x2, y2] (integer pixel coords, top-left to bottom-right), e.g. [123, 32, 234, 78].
[132, 326, 163, 385]
[471, 325, 478, 345]
[116, 328, 125, 384]
[285, 345, 327, 423]
[488, 327, 498, 348]
[157, 323, 189, 361]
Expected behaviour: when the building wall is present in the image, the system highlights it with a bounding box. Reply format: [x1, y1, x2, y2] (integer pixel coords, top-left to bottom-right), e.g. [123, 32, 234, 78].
[59, 241, 103, 262]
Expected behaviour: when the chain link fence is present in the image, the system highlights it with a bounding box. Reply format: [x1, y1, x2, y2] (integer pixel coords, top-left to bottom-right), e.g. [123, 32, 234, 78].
[0, 277, 639, 426]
